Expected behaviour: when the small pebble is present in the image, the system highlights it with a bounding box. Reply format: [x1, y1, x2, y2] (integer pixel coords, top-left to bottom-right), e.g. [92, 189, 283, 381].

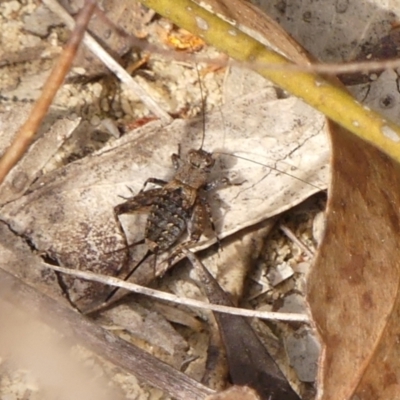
[267, 262, 294, 286]
[285, 326, 320, 382]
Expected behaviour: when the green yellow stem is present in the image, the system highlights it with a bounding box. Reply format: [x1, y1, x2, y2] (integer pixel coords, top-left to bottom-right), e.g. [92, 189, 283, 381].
[139, 0, 400, 163]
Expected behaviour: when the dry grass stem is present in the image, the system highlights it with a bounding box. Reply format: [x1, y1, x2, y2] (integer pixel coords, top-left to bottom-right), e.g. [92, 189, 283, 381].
[42, 264, 310, 322]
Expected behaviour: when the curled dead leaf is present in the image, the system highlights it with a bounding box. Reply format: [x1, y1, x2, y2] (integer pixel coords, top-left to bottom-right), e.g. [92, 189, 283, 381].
[308, 123, 400, 400]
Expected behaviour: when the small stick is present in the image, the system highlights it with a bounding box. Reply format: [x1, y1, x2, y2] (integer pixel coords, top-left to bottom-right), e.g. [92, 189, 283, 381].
[0, 0, 97, 185]
[251, 57, 400, 76]
[41, 263, 310, 323]
[279, 223, 314, 259]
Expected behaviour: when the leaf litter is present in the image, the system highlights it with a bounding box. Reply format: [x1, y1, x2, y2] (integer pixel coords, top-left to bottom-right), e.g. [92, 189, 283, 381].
[254, 0, 400, 398]
[0, 87, 329, 311]
[0, 0, 334, 399]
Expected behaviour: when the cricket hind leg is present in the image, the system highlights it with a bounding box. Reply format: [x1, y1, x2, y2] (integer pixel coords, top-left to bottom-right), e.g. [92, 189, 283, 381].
[101, 188, 163, 307]
[103, 247, 156, 304]
[84, 247, 157, 314]
[113, 187, 162, 260]
[193, 195, 222, 251]
[189, 196, 218, 242]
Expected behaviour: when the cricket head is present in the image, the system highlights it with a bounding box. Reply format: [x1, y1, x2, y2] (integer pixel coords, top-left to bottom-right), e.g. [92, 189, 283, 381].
[187, 148, 215, 172]
[173, 148, 215, 190]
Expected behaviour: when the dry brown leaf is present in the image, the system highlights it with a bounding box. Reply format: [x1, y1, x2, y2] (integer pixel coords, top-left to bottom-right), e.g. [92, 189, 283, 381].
[307, 122, 400, 400]
[200, 0, 312, 62]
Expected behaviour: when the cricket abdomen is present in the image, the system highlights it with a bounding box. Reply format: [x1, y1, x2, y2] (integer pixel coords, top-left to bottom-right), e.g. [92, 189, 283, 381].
[145, 188, 192, 253]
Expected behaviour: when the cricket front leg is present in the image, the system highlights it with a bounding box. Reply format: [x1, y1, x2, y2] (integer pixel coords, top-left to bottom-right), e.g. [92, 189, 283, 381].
[139, 178, 168, 193]
[171, 152, 182, 170]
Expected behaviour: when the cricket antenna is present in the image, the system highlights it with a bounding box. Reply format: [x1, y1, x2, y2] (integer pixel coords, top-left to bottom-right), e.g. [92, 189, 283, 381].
[194, 61, 206, 150]
[214, 151, 325, 191]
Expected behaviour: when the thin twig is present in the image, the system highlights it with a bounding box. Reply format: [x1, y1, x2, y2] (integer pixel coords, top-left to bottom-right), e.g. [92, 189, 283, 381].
[253, 57, 400, 76]
[41, 264, 310, 323]
[0, 0, 96, 185]
[146, 45, 400, 78]
[43, 0, 172, 122]
[280, 223, 314, 259]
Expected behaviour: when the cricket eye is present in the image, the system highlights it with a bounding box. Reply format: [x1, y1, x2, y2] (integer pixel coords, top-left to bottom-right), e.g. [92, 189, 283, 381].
[188, 149, 214, 169]
[205, 157, 215, 168]
[188, 150, 201, 167]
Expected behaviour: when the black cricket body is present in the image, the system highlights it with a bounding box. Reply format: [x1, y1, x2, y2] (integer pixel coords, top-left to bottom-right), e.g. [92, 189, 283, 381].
[113, 146, 216, 275]
[147, 148, 215, 252]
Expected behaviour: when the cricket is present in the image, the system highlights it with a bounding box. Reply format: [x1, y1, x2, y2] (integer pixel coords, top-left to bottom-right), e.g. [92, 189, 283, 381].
[109, 60, 228, 302]
[114, 146, 217, 269]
